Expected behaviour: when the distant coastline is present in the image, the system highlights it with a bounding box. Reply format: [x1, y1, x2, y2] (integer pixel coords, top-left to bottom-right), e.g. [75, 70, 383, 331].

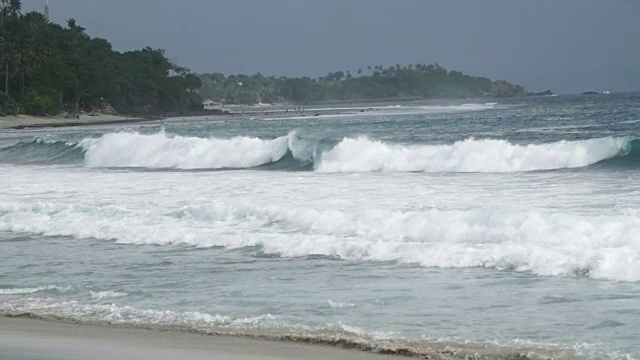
[197, 64, 528, 106]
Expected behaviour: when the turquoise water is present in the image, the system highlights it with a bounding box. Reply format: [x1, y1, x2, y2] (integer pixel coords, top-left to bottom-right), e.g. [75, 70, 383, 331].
[1, 94, 639, 358]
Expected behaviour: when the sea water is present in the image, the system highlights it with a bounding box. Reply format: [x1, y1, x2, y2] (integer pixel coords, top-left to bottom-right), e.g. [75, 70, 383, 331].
[1, 94, 639, 358]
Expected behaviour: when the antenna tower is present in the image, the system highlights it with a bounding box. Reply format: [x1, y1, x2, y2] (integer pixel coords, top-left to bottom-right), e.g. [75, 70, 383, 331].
[44, 0, 49, 21]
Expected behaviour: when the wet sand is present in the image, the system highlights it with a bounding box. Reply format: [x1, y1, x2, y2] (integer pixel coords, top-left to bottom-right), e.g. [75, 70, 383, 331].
[0, 114, 146, 130]
[0, 317, 390, 360]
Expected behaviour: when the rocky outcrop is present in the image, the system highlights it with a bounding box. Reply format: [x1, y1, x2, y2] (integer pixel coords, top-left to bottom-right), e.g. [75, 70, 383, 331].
[529, 89, 554, 96]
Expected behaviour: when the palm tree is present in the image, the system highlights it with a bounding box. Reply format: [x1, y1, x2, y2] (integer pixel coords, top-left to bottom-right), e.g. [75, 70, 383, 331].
[8, 0, 20, 16]
[67, 18, 86, 33]
[0, 0, 21, 19]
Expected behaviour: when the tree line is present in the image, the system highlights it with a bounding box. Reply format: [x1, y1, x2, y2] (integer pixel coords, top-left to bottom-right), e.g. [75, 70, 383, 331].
[198, 63, 526, 105]
[0, 0, 202, 117]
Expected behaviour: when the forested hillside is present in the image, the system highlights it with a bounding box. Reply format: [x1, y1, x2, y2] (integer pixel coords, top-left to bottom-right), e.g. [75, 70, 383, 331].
[0, 0, 202, 117]
[198, 64, 527, 105]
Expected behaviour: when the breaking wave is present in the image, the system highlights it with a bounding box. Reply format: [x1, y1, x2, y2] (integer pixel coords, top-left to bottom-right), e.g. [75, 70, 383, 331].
[0, 131, 638, 172]
[90, 291, 128, 301]
[80, 132, 291, 169]
[315, 136, 636, 173]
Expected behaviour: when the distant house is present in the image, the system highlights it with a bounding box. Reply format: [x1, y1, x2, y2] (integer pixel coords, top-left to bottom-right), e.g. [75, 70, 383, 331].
[202, 99, 223, 110]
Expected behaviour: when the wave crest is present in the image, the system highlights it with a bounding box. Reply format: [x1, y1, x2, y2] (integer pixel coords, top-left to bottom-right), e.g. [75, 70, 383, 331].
[74, 134, 640, 172]
[315, 137, 632, 173]
[89, 291, 128, 301]
[80, 131, 290, 169]
[0, 132, 636, 172]
[0, 285, 72, 295]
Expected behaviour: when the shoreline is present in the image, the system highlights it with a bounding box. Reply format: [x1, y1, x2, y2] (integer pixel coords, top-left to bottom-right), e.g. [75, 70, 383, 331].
[0, 99, 498, 131]
[0, 109, 367, 131]
[0, 316, 388, 360]
[0, 314, 554, 359]
[0, 113, 154, 130]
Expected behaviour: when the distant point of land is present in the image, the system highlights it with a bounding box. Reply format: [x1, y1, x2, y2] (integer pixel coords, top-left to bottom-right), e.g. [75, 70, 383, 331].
[197, 64, 528, 105]
[529, 90, 555, 96]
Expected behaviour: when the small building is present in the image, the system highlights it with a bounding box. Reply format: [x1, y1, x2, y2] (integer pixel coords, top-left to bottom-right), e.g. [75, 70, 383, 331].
[202, 99, 223, 111]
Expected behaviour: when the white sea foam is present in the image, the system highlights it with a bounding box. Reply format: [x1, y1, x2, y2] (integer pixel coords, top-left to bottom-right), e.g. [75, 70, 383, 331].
[328, 300, 356, 309]
[0, 285, 71, 295]
[77, 131, 629, 172]
[0, 298, 277, 330]
[80, 131, 289, 169]
[1, 200, 639, 282]
[301, 103, 495, 113]
[262, 103, 498, 121]
[90, 291, 128, 301]
[316, 136, 630, 173]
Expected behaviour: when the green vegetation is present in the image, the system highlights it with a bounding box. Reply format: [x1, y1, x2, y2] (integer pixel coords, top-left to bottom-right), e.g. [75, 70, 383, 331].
[198, 64, 526, 105]
[0, 0, 527, 118]
[0, 0, 202, 117]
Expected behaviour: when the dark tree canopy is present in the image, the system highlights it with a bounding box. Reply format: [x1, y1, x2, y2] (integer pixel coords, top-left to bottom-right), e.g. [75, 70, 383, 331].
[0, 0, 202, 116]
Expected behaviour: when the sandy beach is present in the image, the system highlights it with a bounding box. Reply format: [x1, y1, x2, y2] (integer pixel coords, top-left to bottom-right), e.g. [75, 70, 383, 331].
[0, 317, 390, 360]
[0, 107, 363, 130]
[0, 114, 149, 130]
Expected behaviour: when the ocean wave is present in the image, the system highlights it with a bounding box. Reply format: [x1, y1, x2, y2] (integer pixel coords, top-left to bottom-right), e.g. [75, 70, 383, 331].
[0, 137, 84, 165]
[2, 200, 639, 282]
[0, 132, 637, 172]
[328, 300, 356, 309]
[0, 298, 613, 359]
[80, 131, 290, 169]
[315, 136, 634, 173]
[0, 285, 72, 295]
[0, 298, 278, 332]
[90, 291, 128, 301]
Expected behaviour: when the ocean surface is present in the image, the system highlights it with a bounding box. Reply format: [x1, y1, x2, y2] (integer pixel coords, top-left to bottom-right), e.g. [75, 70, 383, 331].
[1, 94, 639, 359]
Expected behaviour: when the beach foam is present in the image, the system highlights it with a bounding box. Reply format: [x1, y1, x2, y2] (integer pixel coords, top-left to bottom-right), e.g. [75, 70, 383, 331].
[0, 299, 620, 359]
[1, 200, 639, 282]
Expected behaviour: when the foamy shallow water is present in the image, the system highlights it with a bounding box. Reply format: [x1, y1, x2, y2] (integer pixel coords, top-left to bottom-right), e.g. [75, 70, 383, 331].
[1, 95, 640, 358]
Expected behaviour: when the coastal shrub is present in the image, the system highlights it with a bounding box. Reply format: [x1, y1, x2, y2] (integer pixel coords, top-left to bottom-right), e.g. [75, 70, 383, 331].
[1, 96, 19, 116]
[23, 92, 60, 116]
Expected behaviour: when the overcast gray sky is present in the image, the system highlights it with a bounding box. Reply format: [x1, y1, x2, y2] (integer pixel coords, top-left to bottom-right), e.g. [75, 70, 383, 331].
[23, 0, 640, 94]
